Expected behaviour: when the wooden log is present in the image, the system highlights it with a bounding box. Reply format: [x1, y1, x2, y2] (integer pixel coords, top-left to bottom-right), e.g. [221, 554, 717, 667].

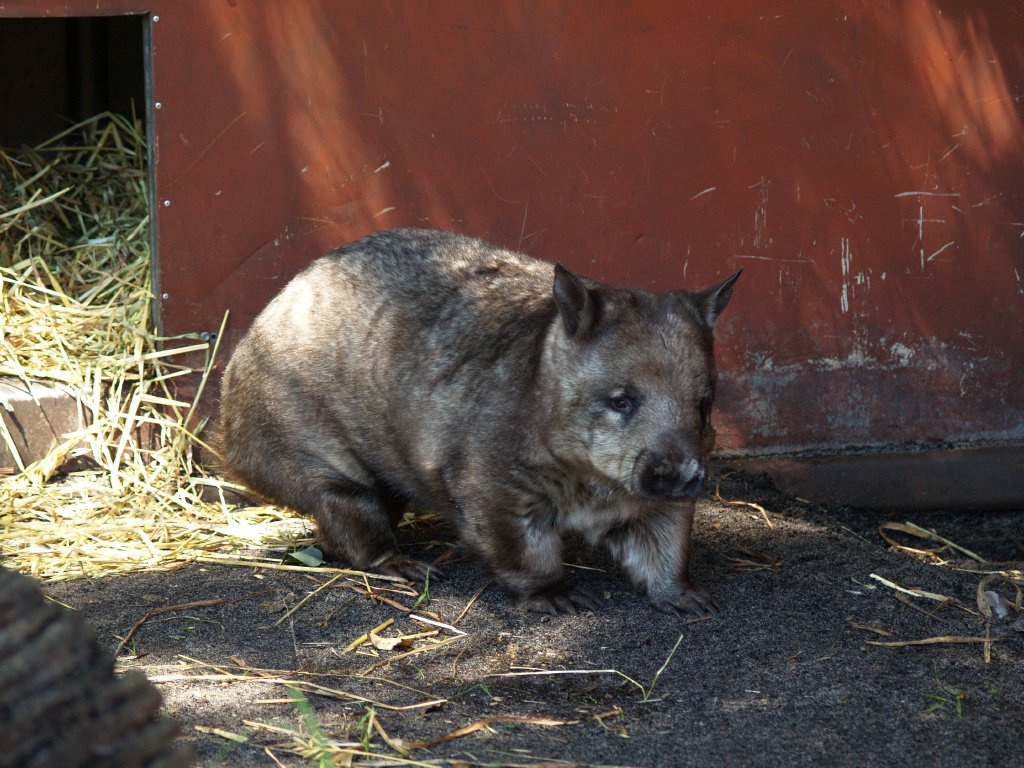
[0, 566, 194, 768]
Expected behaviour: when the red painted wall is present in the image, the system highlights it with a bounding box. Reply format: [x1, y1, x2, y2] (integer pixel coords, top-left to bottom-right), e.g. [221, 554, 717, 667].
[3, 1, 1022, 457]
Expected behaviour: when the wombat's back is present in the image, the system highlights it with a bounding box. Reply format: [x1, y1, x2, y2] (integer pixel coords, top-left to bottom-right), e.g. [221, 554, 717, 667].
[319, 228, 556, 329]
[244, 228, 557, 384]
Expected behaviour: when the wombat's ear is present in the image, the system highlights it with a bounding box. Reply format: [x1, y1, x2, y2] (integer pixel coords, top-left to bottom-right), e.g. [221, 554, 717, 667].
[694, 269, 742, 328]
[553, 263, 597, 338]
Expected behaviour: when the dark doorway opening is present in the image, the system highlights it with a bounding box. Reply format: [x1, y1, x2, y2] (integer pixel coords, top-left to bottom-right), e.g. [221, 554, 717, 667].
[0, 15, 147, 147]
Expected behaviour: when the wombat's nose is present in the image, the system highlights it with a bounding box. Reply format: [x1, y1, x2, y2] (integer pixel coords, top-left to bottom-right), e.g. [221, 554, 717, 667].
[640, 455, 706, 499]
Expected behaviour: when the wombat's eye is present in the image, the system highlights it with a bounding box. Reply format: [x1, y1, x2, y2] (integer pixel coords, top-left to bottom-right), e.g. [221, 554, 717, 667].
[608, 394, 636, 415]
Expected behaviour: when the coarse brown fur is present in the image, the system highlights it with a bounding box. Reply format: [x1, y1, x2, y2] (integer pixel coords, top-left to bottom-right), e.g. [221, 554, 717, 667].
[219, 229, 740, 615]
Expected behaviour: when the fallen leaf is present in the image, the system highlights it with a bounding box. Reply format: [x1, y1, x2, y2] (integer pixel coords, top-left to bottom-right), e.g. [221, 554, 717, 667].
[368, 631, 412, 651]
[288, 546, 324, 567]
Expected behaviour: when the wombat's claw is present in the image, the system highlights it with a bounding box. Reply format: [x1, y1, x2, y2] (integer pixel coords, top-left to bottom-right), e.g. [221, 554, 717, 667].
[653, 585, 718, 617]
[370, 553, 439, 583]
[525, 585, 602, 616]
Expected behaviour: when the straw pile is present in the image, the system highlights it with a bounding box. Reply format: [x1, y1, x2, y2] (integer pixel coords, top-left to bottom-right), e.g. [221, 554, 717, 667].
[0, 112, 307, 580]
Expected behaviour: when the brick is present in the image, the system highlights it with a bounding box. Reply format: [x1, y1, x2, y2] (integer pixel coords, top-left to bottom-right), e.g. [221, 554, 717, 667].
[0, 377, 83, 473]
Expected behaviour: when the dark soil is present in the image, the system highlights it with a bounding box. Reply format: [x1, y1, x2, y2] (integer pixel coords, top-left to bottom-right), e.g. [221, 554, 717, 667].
[41, 471, 1024, 768]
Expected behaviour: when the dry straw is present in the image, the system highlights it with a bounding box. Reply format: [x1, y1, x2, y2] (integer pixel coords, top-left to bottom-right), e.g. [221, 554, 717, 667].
[1, 112, 306, 580]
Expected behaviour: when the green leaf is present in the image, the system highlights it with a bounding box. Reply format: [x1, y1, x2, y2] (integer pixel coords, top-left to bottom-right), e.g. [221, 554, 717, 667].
[287, 546, 323, 567]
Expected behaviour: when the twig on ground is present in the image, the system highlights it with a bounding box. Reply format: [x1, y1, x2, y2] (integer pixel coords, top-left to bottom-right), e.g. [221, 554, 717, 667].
[869, 573, 978, 616]
[404, 715, 580, 750]
[452, 579, 492, 625]
[114, 592, 268, 658]
[275, 572, 346, 626]
[360, 635, 466, 676]
[714, 479, 774, 528]
[848, 620, 892, 637]
[726, 547, 780, 572]
[342, 618, 396, 654]
[192, 556, 408, 583]
[409, 614, 467, 636]
[879, 521, 986, 564]
[866, 635, 1005, 648]
[150, 667, 446, 712]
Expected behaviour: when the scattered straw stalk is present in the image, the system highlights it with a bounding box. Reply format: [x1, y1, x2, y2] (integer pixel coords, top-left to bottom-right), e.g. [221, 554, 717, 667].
[1, 112, 305, 580]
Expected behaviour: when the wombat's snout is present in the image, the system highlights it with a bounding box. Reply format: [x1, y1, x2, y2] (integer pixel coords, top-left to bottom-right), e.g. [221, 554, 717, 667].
[638, 436, 707, 499]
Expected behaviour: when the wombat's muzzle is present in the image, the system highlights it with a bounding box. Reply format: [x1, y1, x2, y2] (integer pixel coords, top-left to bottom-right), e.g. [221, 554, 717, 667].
[637, 443, 707, 499]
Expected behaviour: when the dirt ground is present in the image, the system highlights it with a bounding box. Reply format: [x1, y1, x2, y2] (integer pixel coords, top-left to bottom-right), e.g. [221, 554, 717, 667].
[41, 470, 1023, 768]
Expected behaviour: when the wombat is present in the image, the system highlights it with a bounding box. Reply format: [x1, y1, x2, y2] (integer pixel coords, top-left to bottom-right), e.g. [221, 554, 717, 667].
[220, 228, 740, 615]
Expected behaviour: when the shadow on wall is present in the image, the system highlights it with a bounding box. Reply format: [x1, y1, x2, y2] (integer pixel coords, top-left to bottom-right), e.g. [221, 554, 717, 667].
[902, 1, 1024, 170]
[164, 0, 1023, 453]
[175, 2, 565, 351]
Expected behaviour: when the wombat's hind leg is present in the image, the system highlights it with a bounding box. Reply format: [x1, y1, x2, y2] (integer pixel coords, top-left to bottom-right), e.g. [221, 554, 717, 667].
[314, 486, 435, 582]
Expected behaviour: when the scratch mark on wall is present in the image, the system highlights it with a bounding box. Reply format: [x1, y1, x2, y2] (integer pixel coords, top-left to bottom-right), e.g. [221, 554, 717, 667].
[169, 111, 248, 186]
[937, 143, 960, 162]
[926, 241, 956, 262]
[495, 100, 617, 126]
[518, 202, 529, 250]
[734, 254, 814, 264]
[894, 190, 960, 198]
[1015, 268, 1024, 294]
[690, 186, 717, 201]
[483, 169, 525, 205]
[917, 205, 926, 270]
[840, 237, 853, 314]
[957, 330, 978, 349]
[752, 177, 769, 248]
[777, 46, 795, 76]
[373, 160, 391, 174]
[644, 76, 668, 106]
[896, 190, 959, 271]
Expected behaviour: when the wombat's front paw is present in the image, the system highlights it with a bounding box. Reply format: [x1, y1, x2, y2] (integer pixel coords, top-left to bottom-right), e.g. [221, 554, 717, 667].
[651, 584, 718, 617]
[524, 583, 602, 616]
[369, 552, 440, 583]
